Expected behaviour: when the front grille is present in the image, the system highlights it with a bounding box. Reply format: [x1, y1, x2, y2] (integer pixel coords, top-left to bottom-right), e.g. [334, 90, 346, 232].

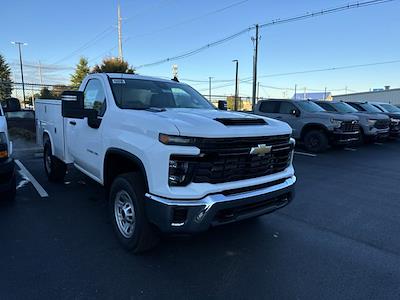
[375, 119, 390, 129]
[340, 121, 360, 132]
[190, 135, 292, 184]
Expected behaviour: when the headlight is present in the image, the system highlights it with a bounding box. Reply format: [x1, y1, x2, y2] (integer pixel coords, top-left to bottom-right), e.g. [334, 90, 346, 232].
[0, 132, 8, 159]
[159, 134, 197, 146]
[368, 119, 377, 127]
[168, 156, 194, 186]
[390, 118, 400, 124]
[330, 118, 343, 128]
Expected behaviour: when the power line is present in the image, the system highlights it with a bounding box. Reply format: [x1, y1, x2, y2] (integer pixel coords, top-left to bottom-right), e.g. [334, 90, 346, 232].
[182, 58, 400, 84]
[134, 0, 395, 69]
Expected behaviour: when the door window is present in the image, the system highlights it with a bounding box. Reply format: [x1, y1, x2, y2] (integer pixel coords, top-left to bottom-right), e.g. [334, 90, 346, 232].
[317, 102, 335, 112]
[259, 101, 280, 113]
[84, 79, 106, 116]
[279, 102, 297, 114]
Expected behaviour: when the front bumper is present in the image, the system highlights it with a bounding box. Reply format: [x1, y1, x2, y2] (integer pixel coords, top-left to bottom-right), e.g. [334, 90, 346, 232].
[330, 131, 360, 145]
[0, 158, 16, 193]
[145, 176, 296, 233]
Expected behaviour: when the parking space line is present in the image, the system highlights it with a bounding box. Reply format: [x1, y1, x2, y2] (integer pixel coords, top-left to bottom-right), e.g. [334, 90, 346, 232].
[344, 148, 358, 152]
[294, 151, 317, 157]
[15, 160, 49, 198]
[374, 142, 384, 146]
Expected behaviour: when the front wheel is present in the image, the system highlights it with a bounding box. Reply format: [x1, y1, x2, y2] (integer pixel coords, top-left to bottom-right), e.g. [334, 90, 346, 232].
[109, 172, 159, 253]
[44, 141, 66, 182]
[303, 130, 329, 153]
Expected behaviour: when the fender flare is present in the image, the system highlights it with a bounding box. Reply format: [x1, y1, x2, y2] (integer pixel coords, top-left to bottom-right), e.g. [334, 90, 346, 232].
[42, 130, 55, 154]
[103, 148, 149, 189]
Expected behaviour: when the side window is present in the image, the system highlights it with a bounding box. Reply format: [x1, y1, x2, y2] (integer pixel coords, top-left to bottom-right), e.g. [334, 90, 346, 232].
[279, 102, 297, 114]
[318, 102, 334, 112]
[259, 101, 280, 113]
[84, 79, 106, 116]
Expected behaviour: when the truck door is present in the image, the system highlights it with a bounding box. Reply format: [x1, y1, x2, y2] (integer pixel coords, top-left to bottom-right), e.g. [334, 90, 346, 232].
[276, 101, 302, 138]
[67, 78, 106, 180]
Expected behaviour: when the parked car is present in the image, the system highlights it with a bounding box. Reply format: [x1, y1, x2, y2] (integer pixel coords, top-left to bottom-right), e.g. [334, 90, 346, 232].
[368, 102, 400, 138]
[5, 110, 36, 133]
[314, 100, 390, 143]
[254, 99, 360, 153]
[345, 102, 392, 139]
[0, 104, 16, 201]
[36, 73, 296, 253]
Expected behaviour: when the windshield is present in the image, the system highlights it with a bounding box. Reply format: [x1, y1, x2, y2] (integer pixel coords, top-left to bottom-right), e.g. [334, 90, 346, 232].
[360, 103, 382, 113]
[296, 101, 325, 112]
[332, 102, 358, 113]
[110, 78, 215, 110]
[380, 103, 400, 113]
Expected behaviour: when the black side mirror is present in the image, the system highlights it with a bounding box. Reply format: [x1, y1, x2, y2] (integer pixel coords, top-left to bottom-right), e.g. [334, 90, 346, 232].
[3, 98, 21, 112]
[61, 91, 85, 118]
[291, 109, 300, 117]
[86, 109, 101, 129]
[218, 100, 227, 110]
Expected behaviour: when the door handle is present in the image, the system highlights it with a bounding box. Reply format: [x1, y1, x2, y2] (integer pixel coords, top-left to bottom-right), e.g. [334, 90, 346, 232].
[69, 121, 76, 126]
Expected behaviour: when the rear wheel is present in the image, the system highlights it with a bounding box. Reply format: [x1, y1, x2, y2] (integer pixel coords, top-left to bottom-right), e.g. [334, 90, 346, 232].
[44, 141, 66, 182]
[109, 172, 159, 253]
[303, 130, 329, 153]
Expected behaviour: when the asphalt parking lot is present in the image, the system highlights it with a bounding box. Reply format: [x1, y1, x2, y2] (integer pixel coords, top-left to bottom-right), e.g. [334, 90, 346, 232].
[1, 141, 400, 299]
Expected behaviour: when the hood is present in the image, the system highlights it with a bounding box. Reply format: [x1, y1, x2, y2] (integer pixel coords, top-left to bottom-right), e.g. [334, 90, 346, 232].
[383, 112, 400, 119]
[152, 108, 292, 138]
[311, 111, 358, 121]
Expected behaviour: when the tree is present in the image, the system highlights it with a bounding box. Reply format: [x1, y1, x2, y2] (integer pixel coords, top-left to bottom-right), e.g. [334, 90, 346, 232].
[92, 57, 134, 74]
[52, 84, 69, 98]
[70, 57, 90, 89]
[39, 87, 55, 99]
[0, 54, 12, 101]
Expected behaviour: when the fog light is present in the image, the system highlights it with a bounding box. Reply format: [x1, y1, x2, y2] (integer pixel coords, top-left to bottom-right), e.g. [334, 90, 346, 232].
[0, 150, 8, 159]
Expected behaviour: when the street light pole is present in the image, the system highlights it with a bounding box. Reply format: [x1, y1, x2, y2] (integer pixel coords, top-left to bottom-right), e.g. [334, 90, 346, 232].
[232, 60, 239, 111]
[11, 41, 27, 106]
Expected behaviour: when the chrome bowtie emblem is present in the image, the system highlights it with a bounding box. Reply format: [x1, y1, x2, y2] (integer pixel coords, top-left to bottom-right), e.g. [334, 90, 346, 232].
[250, 144, 272, 156]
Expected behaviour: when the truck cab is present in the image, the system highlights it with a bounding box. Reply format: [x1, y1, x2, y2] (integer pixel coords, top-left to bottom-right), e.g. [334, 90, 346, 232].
[36, 73, 296, 252]
[0, 103, 16, 201]
[254, 99, 360, 153]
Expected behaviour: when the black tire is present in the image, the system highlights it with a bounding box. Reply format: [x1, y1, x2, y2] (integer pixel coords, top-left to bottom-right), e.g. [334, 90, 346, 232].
[44, 141, 66, 182]
[303, 130, 329, 153]
[109, 172, 159, 253]
[4, 172, 16, 202]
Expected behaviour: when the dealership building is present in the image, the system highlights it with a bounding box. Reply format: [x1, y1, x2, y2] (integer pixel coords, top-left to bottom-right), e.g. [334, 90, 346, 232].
[333, 87, 400, 105]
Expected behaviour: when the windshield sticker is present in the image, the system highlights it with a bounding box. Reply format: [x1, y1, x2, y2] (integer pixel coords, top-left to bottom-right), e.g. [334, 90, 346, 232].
[112, 79, 126, 84]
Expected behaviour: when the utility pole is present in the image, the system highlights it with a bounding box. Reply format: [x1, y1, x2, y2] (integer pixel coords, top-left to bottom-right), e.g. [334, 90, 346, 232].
[251, 24, 259, 111]
[294, 84, 297, 100]
[117, 1, 123, 61]
[11, 41, 27, 107]
[208, 77, 213, 101]
[232, 60, 239, 111]
[324, 87, 327, 100]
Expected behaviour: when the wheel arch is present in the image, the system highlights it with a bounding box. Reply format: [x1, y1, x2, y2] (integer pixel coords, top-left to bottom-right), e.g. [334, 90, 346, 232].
[42, 130, 55, 154]
[103, 148, 149, 191]
[300, 123, 330, 140]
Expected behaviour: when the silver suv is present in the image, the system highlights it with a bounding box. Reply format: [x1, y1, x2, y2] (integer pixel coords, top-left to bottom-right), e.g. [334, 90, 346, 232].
[254, 99, 360, 153]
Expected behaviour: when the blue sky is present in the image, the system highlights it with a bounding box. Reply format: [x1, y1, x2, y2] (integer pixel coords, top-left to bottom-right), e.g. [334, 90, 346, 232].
[2, 0, 400, 98]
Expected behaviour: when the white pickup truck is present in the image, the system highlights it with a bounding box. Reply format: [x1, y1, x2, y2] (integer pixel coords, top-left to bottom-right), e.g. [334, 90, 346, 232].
[36, 73, 296, 252]
[0, 103, 16, 201]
